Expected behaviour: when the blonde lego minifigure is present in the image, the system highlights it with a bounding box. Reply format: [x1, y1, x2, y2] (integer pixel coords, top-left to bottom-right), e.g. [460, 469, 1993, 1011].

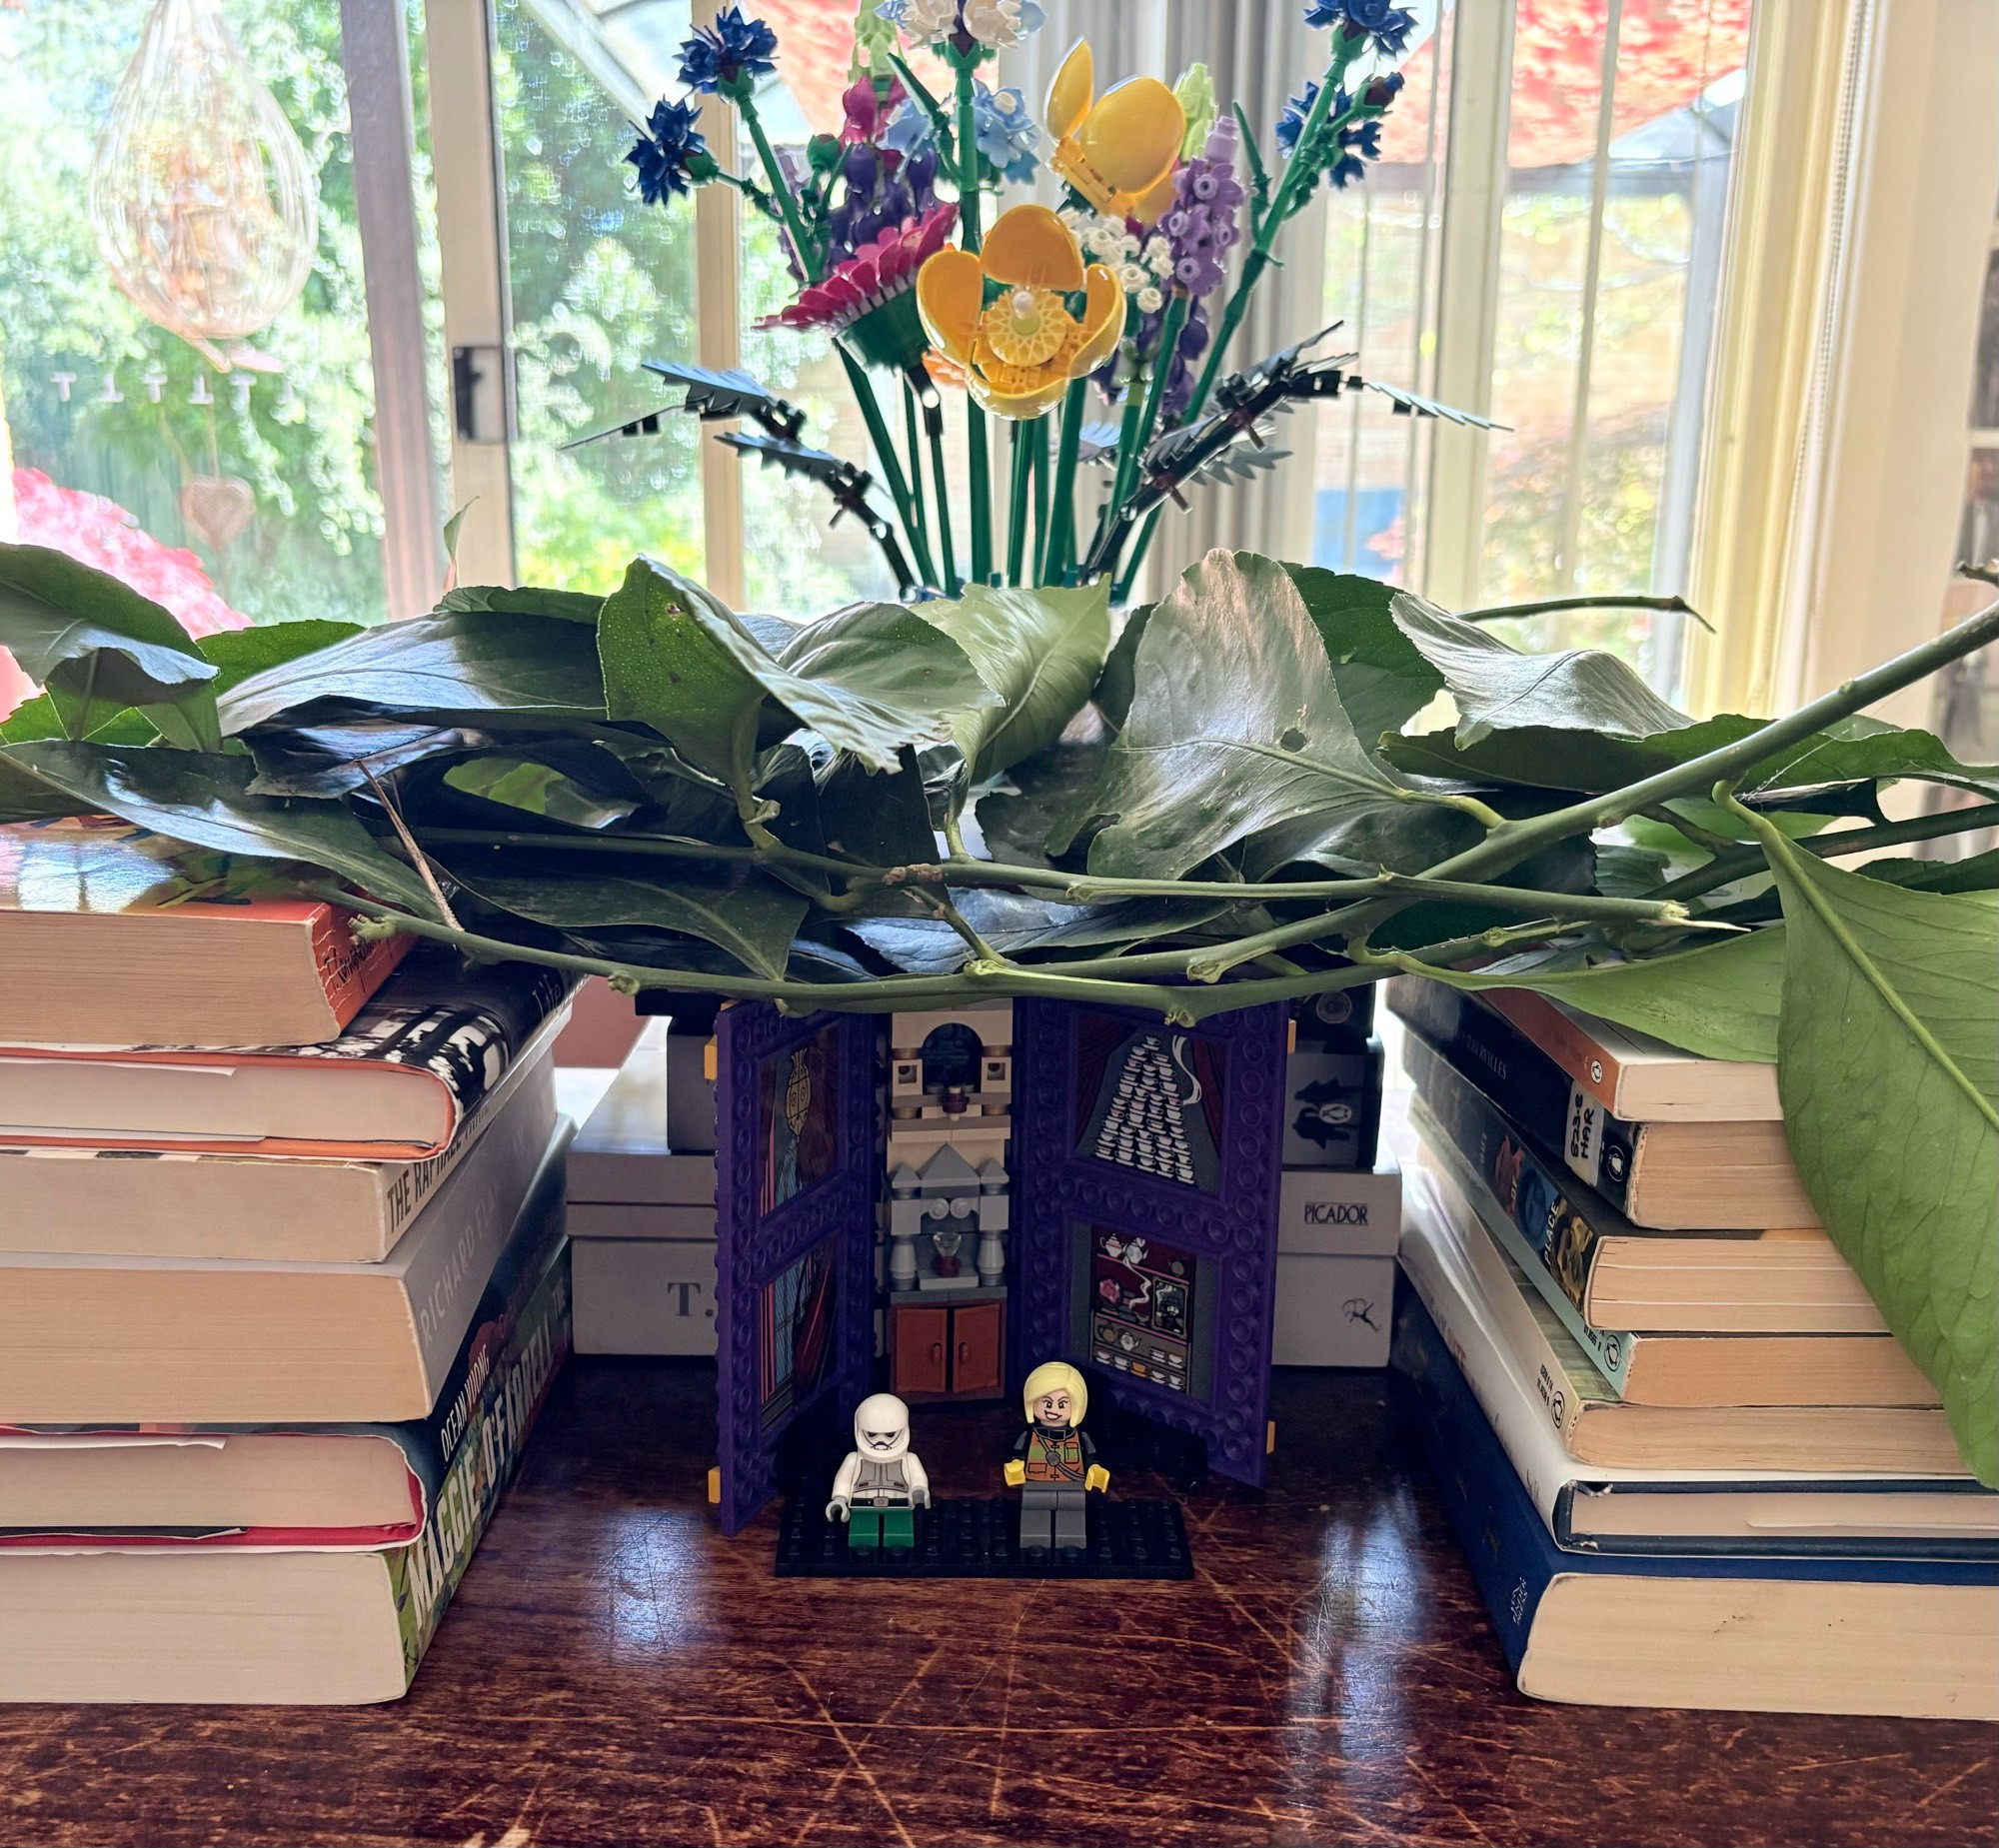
[1002, 1360, 1110, 1556]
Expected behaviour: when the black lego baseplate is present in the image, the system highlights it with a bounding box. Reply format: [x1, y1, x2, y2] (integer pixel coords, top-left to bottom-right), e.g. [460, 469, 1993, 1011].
[773, 1495, 1193, 1579]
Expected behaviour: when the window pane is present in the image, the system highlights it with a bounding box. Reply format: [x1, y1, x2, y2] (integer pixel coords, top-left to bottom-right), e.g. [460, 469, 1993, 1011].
[493, 0, 705, 594]
[1481, 0, 1749, 693]
[1314, 3, 1453, 584]
[0, 0, 421, 716]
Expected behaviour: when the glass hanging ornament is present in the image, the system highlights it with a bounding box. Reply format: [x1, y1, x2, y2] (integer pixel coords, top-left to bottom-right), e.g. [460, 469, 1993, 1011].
[87, 0, 319, 369]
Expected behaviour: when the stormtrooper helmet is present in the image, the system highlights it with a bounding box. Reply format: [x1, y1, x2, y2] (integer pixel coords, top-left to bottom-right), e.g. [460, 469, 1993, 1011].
[853, 1391, 912, 1460]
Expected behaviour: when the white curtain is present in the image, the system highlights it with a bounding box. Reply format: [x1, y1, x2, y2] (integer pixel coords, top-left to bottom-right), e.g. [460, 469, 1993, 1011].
[1002, 2, 1327, 598]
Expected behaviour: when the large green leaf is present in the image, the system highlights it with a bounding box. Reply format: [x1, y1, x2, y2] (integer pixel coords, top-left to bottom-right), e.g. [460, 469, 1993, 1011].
[0, 741, 444, 920]
[1734, 811, 1998, 1485]
[1386, 709, 1999, 802]
[220, 610, 606, 733]
[1285, 565, 1443, 746]
[1400, 926, 1787, 1063]
[847, 889, 1231, 975]
[817, 748, 937, 869]
[0, 619, 362, 748]
[921, 580, 1110, 782]
[598, 559, 989, 779]
[1091, 601, 1152, 733]
[1390, 592, 1690, 748]
[975, 738, 1108, 868]
[443, 857, 808, 979]
[1057, 551, 1414, 880]
[0, 543, 218, 745]
[437, 585, 604, 624]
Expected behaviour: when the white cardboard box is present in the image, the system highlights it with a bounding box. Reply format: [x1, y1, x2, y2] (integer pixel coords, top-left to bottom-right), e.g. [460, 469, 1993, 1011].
[1271, 1253, 1395, 1366]
[568, 1021, 718, 1204]
[572, 1237, 719, 1355]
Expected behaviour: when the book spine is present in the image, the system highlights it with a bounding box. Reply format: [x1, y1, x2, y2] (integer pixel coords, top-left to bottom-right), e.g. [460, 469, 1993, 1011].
[1386, 976, 1645, 1214]
[385, 1243, 572, 1683]
[1397, 1174, 1582, 1525]
[380, 1049, 557, 1245]
[1391, 1288, 1556, 1676]
[1403, 1028, 1633, 1325]
[1480, 987, 1631, 1115]
[1414, 1118, 1633, 1391]
[307, 905, 414, 1030]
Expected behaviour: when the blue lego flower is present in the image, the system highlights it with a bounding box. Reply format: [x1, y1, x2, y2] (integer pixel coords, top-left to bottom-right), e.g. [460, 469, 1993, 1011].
[1274, 81, 1329, 157]
[1302, 0, 1417, 57]
[883, 101, 935, 157]
[626, 96, 711, 204]
[678, 5, 779, 96]
[972, 83, 1039, 185]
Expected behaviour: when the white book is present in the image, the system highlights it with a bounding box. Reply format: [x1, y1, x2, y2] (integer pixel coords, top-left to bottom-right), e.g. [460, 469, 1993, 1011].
[1399, 1165, 1995, 1555]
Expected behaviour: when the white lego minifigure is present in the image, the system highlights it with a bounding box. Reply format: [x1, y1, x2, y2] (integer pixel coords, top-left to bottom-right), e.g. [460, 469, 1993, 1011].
[826, 1392, 931, 1550]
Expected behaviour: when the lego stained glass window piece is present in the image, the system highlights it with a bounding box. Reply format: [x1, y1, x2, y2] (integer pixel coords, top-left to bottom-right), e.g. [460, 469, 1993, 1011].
[758, 1025, 841, 1212]
[1087, 1226, 1200, 1396]
[1071, 1013, 1227, 1194]
[759, 1233, 837, 1427]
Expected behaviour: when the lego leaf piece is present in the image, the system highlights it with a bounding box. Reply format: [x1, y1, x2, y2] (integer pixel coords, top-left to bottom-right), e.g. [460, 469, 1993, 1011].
[642, 358, 808, 441]
[0, 739, 446, 920]
[219, 607, 608, 735]
[920, 579, 1112, 784]
[717, 434, 914, 593]
[1388, 591, 1690, 749]
[1733, 809, 1998, 1487]
[1055, 551, 1413, 880]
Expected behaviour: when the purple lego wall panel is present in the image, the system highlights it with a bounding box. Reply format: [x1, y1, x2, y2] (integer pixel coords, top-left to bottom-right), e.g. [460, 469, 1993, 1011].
[714, 1003, 877, 1535]
[1010, 997, 1287, 1486]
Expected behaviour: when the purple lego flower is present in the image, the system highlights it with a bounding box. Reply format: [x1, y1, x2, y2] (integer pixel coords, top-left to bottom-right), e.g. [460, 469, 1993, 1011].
[626, 96, 713, 204]
[678, 5, 779, 96]
[1302, 0, 1416, 57]
[1161, 114, 1244, 300]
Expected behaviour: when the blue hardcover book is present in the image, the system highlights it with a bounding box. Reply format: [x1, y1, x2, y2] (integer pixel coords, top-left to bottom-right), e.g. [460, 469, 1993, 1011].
[1392, 1287, 1999, 1717]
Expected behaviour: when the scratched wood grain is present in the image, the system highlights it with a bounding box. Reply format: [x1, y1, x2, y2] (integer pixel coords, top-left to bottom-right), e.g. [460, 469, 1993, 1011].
[0, 1362, 1990, 1848]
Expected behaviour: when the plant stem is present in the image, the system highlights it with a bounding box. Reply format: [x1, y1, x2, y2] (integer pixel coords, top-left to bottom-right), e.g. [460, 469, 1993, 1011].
[903, 378, 932, 584]
[838, 348, 936, 589]
[739, 96, 819, 283]
[954, 55, 992, 583]
[1658, 801, 1999, 905]
[1032, 411, 1050, 581]
[1188, 595, 1999, 978]
[1464, 592, 1709, 631]
[1006, 420, 1031, 585]
[1041, 379, 1086, 585]
[928, 401, 959, 594]
[1128, 293, 1189, 486]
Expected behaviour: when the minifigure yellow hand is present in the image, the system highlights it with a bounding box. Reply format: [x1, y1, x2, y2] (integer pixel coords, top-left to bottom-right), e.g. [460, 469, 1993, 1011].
[1003, 1459, 1026, 1487]
[1085, 1464, 1109, 1492]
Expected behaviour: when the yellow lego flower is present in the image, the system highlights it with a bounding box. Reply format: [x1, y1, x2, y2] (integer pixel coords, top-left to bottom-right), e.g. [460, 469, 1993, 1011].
[1045, 39, 1185, 219]
[916, 204, 1123, 419]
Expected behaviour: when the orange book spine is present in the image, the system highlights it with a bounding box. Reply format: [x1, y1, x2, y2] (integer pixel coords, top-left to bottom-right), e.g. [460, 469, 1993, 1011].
[309, 904, 415, 1030]
[1481, 989, 1627, 1114]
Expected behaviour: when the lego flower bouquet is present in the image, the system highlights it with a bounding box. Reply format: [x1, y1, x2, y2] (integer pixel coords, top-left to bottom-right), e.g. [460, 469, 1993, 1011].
[621, 0, 1469, 601]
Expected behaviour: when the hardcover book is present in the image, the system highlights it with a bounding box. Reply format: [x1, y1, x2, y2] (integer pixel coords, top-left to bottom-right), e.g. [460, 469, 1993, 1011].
[0, 943, 574, 1158]
[0, 818, 412, 1048]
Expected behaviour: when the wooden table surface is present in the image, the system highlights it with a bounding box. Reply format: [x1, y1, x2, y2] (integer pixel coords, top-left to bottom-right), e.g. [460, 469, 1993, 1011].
[1, 1360, 1990, 1848]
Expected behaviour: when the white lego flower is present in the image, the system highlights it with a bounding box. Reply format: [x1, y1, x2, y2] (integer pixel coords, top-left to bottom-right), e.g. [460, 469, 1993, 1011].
[962, 0, 1029, 50]
[1136, 285, 1163, 314]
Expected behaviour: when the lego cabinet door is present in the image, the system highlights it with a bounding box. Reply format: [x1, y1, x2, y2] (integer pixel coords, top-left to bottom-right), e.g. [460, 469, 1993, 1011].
[713, 1003, 877, 1534]
[1009, 998, 1287, 1485]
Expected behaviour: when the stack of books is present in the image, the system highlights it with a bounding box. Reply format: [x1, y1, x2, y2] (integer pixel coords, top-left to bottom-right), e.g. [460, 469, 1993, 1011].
[0, 820, 577, 1704]
[1386, 974, 1998, 1718]
[1272, 989, 1401, 1367]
